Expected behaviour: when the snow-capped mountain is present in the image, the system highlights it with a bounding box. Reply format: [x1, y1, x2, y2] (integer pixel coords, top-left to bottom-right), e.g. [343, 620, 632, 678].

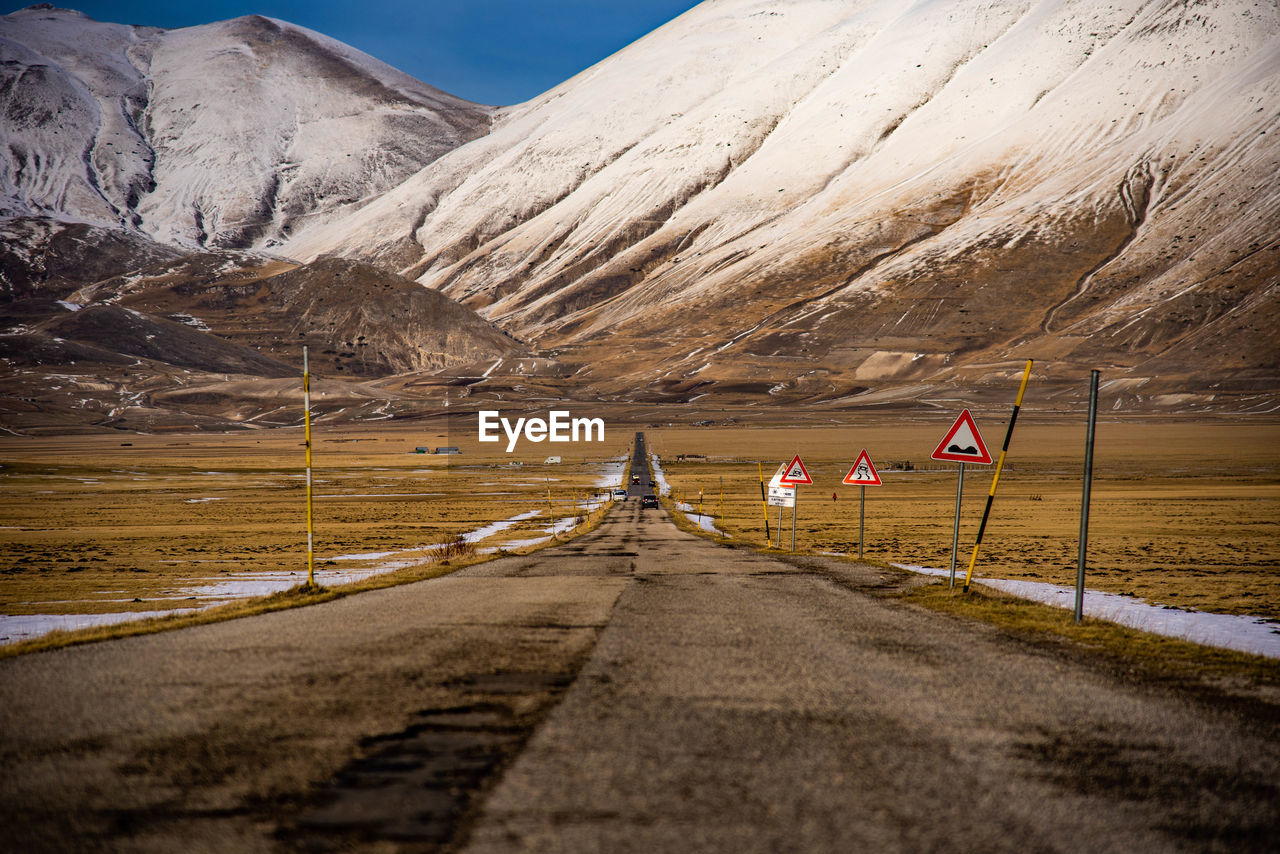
[1, 5, 492, 249]
[0, 6, 512, 432]
[286, 0, 1279, 411]
[2, 0, 1277, 426]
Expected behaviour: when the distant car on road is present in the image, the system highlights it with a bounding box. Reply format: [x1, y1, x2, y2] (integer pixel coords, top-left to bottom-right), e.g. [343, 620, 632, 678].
[613, 488, 627, 500]
[640, 494, 658, 509]
[631, 475, 641, 485]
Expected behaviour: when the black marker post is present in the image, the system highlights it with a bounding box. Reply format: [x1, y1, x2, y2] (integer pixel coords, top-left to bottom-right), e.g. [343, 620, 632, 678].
[1075, 370, 1100, 622]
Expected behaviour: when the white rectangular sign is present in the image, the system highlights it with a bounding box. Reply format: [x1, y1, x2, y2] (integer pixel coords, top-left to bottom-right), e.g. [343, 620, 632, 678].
[767, 483, 796, 508]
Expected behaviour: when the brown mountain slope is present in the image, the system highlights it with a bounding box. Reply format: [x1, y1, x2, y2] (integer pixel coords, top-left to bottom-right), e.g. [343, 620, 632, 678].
[0, 230, 524, 433]
[288, 0, 1279, 413]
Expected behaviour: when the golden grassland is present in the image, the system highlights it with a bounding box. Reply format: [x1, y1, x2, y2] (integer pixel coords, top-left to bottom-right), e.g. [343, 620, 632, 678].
[648, 418, 1280, 619]
[2, 412, 1277, 656]
[0, 422, 630, 618]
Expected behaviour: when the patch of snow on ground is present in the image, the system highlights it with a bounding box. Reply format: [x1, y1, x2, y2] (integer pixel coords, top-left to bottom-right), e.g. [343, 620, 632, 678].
[676, 501, 724, 536]
[0, 609, 200, 645]
[462, 510, 542, 544]
[649, 453, 669, 494]
[893, 564, 1280, 659]
[595, 455, 628, 487]
[169, 313, 211, 331]
[652, 452, 722, 535]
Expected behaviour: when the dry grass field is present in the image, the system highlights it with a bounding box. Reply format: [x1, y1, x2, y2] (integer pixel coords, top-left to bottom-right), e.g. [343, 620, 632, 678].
[2, 415, 1276, 631]
[0, 422, 629, 620]
[648, 418, 1280, 619]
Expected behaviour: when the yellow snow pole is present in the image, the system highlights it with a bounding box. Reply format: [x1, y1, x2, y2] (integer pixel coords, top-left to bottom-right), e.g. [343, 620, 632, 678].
[962, 359, 1033, 592]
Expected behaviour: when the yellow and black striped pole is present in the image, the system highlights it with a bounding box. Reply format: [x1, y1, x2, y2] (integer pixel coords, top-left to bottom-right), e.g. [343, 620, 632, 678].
[962, 359, 1033, 592]
[303, 346, 315, 587]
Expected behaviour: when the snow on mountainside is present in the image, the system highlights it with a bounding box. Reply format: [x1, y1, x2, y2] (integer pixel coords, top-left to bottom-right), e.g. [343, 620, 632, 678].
[288, 0, 1280, 411]
[0, 7, 518, 433]
[1, 0, 1276, 422]
[0, 5, 493, 249]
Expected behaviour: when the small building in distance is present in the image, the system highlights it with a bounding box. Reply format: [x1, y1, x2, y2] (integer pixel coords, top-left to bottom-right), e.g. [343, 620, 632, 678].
[434, 446, 461, 455]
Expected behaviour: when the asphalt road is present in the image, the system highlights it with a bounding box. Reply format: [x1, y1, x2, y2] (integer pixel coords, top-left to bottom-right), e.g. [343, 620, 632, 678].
[2, 436, 1278, 853]
[625, 430, 653, 498]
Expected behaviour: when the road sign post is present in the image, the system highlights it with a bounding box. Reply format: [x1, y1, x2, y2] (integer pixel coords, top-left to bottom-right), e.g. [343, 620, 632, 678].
[766, 463, 795, 549]
[779, 455, 813, 553]
[859, 485, 865, 559]
[842, 449, 881, 561]
[949, 463, 964, 588]
[932, 411, 992, 588]
[303, 346, 315, 587]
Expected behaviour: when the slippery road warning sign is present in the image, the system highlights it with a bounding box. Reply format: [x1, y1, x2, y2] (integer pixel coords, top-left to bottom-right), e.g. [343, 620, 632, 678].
[778, 454, 813, 486]
[842, 449, 882, 486]
[931, 409, 993, 464]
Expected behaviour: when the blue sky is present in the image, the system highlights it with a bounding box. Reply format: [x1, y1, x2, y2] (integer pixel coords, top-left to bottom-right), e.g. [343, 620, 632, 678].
[5, 1, 703, 105]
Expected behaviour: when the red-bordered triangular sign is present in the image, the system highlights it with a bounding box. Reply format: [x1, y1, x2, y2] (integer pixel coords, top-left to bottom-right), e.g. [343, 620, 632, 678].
[778, 453, 813, 485]
[842, 448, 882, 486]
[931, 409, 992, 464]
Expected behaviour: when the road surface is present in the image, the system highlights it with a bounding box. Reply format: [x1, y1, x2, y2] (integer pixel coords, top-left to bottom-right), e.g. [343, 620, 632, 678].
[2, 435, 1277, 852]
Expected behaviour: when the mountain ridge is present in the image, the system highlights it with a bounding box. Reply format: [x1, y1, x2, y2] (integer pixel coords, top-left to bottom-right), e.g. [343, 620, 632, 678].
[1, 5, 494, 249]
[2, 0, 1277, 429]
[280, 0, 1277, 412]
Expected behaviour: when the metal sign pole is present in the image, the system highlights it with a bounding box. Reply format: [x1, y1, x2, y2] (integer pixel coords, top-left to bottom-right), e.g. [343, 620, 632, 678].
[859, 485, 866, 560]
[791, 487, 797, 553]
[1075, 370, 1100, 623]
[949, 463, 964, 589]
[303, 346, 315, 587]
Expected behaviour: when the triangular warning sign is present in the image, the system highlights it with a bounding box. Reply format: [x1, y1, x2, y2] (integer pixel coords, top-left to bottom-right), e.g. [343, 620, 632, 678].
[931, 409, 993, 464]
[778, 454, 813, 485]
[842, 449, 882, 486]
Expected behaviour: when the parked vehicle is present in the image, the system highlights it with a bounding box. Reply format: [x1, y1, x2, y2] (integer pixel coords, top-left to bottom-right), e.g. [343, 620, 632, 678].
[613, 488, 628, 500]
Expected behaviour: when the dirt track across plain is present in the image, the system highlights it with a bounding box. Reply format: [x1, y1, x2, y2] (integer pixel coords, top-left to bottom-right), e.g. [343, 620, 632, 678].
[2, 438, 1278, 852]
